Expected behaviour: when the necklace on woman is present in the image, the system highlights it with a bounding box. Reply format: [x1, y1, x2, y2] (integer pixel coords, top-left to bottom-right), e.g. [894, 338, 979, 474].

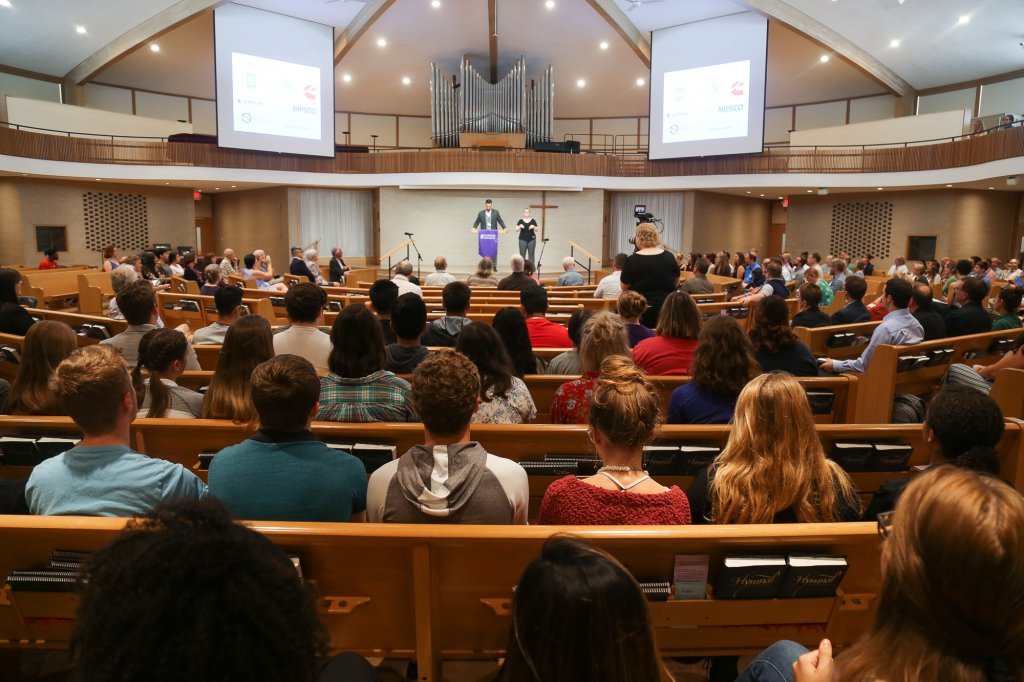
[598, 465, 647, 473]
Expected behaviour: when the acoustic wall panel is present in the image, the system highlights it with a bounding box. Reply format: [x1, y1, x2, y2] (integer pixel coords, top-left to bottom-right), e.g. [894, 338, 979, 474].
[830, 201, 893, 260]
[82, 192, 149, 252]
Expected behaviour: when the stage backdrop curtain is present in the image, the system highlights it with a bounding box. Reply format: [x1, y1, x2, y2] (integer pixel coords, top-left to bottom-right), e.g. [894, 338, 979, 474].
[299, 189, 373, 257]
[609, 193, 684, 256]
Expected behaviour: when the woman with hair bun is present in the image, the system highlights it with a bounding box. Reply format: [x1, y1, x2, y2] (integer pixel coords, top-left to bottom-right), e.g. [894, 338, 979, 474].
[616, 290, 654, 347]
[132, 328, 204, 419]
[550, 312, 632, 424]
[540, 355, 691, 525]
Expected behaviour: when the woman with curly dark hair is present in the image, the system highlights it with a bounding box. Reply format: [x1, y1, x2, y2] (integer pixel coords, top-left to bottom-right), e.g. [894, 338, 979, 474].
[491, 307, 538, 376]
[667, 315, 759, 424]
[456, 322, 537, 424]
[749, 295, 818, 376]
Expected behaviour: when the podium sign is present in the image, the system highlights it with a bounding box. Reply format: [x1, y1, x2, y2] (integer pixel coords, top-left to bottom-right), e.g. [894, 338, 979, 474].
[478, 230, 498, 259]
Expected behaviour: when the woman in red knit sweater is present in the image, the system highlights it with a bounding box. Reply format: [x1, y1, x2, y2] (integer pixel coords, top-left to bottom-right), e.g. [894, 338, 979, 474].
[539, 356, 691, 525]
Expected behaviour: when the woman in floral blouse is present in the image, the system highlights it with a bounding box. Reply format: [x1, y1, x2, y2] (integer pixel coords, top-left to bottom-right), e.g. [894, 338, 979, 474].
[550, 312, 632, 424]
[455, 323, 537, 424]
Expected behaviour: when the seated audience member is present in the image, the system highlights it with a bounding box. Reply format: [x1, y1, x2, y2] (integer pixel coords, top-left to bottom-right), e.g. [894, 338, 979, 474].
[887, 255, 909, 277]
[455, 322, 536, 424]
[495, 536, 664, 682]
[546, 309, 592, 375]
[209, 355, 367, 522]
[154, 248, 172, 278]
[192, 285, 243, 345]
[366, 351, 527, 523]
[750, 296, 819, 376]
[102, 281, 200, 370]
[791, 281, 832, 328]
[556, 256, 585, 286]
[140, 251, 162, 282]
[368, 279, 400, 345]
[423, 255, 456, 286]
[677, 257, 715, 295]
[541, 357, 691, 524]
[521, 285, 572, 348]
[1004, 257, 1022, 281]
[70, 499, 378, 682]
[200, 263, 223, 295]
[497, 254, 534, 291]
[593, 252, 628, 299]
[219, 248, 239, 279]
[289, 247, 316, 282]
[829, 274, 872, 324]
[166, 251, 183, 277]
[632, 290, 702, 376]
[551, 312, 632, 424]
[946, 276, 993, 337]
[802, 265, 834, 307]
[132, 328, 204, 419]
[687, 372, 860, 524]
[751, 467, 1024, 682]
[492, 307, 539, 376]
[308, 249, 329, 285]
[328, 246, 350, 284]
[180, 251, 201, 282]
[617, 290, 655, 347]
[667, 316, 758, 424]
[26, 345, 207, 516]
[829, 259, 847, 293]
[391, 260, 423, 298]
[943, 258, 973, 303]
[467, 257, 500, 287]
[242, 253, 287, 292]
[102, 245, 120, 273]
[202, 315, 275, 424]
[864, 385, 1002, 519]
[991, 284, 1023, 330]
[386, 293, 430, 373]
[3, 320, 76, 416]
[821, 278, 923, 374]
[734, 260, 789, 306]
[909, 282, 948, 341]
[318, 303, 417, 422]
[0, 268, 35, 335]
[523, 259, 540, 284]
[108, 264, 139, 320]
[421, 280, 471, 346]
[273, 283, 331, 371]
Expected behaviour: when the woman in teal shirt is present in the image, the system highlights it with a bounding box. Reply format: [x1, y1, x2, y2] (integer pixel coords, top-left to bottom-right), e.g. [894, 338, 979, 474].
[991, 285, 1023, 331]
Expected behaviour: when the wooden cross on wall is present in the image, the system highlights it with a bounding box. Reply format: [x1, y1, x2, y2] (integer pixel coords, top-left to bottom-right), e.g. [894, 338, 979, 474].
[529, 191, 558, 240]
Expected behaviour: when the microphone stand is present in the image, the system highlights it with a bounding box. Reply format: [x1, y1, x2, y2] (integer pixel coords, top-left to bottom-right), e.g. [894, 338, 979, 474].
[537, 238, 550, 278]
[405, 232, 424, 280]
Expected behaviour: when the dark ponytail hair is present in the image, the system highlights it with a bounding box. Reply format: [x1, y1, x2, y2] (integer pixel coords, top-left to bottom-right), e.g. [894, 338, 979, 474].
[925, 385, 1004, 475]
[132, 329, 188, 419]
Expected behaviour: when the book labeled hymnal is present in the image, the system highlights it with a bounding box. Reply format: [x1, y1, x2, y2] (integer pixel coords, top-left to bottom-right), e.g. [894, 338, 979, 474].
[643, 445, 679, 475]
[673, 554, 709, 601]
[805, 391, 835, 415]
[351, 443, 397, 473]
[926, 348, 955, 367]
[872, 443, 913, 471]
[713, 556, 786, 599]
[826, 331, 855, 348]
[778, 555, 848, 598]
[830, 442, 874, 472]
[676, 445, 720, 474]
[896, 355, 930, 372]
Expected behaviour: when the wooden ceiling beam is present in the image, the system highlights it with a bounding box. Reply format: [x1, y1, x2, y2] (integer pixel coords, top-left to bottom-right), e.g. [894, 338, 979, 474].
[334, 0, 399, 64]
[583, 0, 651, 68]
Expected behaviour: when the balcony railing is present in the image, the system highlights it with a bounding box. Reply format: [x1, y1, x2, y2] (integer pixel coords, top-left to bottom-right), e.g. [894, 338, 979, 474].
[1, 123, 1021, 177]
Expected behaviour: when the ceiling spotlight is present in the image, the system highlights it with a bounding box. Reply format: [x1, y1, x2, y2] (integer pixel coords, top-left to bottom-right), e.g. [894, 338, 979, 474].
[889, 39, 900, 48]
[95, 178, 102, 181]
[0, 1, 13, 8]
[988, 186, 995, 190]
[431, 0, 441, 6]
[76, 25, 87, 34]
[636, 78, 645, 86]
[402, 76, 411, 85]
[545, 0, 555, 8]
[376, 37, 387, 47]
[342, 73, 352, 82]
[819, 54, 830, 63]
[806, 189, 813, 193]
[599, 41, 609, 50]
[759, 194, 765, 197]
[946, 184, 953, 188]
[164, 182, 169, 185]
[214, 187, 220, 191]
[150, 44, 160, 52]
[576, 78, 585, 87]
[231, 185, 237, 188]
[877, 187, 884, 190]
[957, 14, 970, 24]
[746, 191, 751, 194]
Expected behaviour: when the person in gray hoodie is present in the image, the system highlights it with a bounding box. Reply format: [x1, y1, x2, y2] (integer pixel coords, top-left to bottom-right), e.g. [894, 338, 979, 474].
[421, 280, 472, 347]
[386, 293, 430, 374]
[366, 351, 529, 524]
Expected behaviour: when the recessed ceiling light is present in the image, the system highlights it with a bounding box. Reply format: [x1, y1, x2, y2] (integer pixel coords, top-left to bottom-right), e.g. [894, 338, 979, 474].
[988, 186, 995, 190]
[95, 178, 102, 181]
[20, 173, 27, 176]
[806, 189, 813, 193]
[214, 187, 220, 190]
[957, 14, 970, 24]
[576, 78, 585, 87]
[889, 39, 900, 48]
[777, 196, 783, 200]
[0, 1, 12, 8]
[599, 41, 609, 50]
[946, 184, 953, 188]
[636, 78, 645, 86]
[231, 185, 237, 188]
[402, 76, 411, 85]
[150, 44, 160, 52]
[342, 73, 352, 82]
[431, 0, 441, 6]
[819, 54, 830, 63]
[376, 37, 387, 47]
[759, 194, 765, 197]
[877, 187, 884, 190]
[545, 0, 555, 8]
[76, 25, 87, 34]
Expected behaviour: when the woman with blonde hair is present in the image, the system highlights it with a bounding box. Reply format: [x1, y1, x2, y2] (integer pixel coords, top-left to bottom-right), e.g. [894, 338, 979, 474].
[550, 312, 633, 424]
[540, 356, 691, 524]
[631, 290, 702, 375]
[202, 315, 274, 424]
[3, 320, 77, 415]
[616, 290, 654, 347]
[687, 372, 860, 524]
[620, 223, 680, 327]
[467, 257, 499, 287]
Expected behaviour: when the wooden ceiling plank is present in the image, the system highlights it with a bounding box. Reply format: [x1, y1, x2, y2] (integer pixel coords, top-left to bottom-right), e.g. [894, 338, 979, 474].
[334, 0, 400, 65]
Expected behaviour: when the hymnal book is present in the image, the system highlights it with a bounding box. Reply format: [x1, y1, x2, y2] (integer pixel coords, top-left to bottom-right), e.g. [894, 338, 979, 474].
[269, 296, 286, 307]
[1, 345, 22, 364]
[713, 556, 786, 599]
[177, 299, 201, 312]
[239, 304, 252, 316]
[643, 445, 679, 475]
[541, 454, 600, 475]
[728, 307, 748, 319]
[673, 554, 709, 600]
[35, 437, 80, 459]
[639, 581, 672, 602]
[778, 555, 848, 598]
[989, 338, 1017, 355]
[805, 391, 835, 415]
[829, 442, 874, 472]
[75, 323, 111, 340]
[197, 450, 219, 469]
[826, 331, 855, 348]
[676, 445, 720, 474]
[693, 296, 716, 304]
[926, 348, 955, 366]
[327, 301, 342, 312]
[352, 443, 397, 473]
[0, 436, 79, 466]
[896, 355, 930, 372]
[872, 443, 913, 471]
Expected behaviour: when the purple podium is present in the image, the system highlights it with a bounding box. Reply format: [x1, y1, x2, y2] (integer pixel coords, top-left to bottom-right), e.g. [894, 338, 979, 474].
[478, 229, 499, 260]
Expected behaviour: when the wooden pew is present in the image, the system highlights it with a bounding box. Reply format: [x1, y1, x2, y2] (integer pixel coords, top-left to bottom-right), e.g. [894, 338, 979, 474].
[795, 321, 882, 361]
[990, 368, 1024, 420]
[25, 309, 127, 340]
[20, 269, 99, 309]
[76, 271, 115, 316]
[850, 328, 1024, 422]
[156, 292, 277, 328]
[0, 517, 884, 676]
[169, 276, 200, 295]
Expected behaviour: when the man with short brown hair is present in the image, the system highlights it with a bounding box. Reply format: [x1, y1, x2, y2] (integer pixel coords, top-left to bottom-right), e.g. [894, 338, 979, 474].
[208, 354, 367, 521]
[366, 352, 527, 524]
[25, 345, 206, 516]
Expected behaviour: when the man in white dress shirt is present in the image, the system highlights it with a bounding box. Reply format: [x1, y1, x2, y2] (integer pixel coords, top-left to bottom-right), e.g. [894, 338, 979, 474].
[392, 260, 424, 298]
[593, 253, 627, 299]
[424, 256, 457, 287]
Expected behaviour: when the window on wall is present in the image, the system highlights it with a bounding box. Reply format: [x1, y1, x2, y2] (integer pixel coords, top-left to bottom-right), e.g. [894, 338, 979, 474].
[35, 225, 67, 252]
[907, 236, 937, 262]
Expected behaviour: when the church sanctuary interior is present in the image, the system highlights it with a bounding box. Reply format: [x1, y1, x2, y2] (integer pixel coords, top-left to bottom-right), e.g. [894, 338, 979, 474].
[2, 0, 1024, 680]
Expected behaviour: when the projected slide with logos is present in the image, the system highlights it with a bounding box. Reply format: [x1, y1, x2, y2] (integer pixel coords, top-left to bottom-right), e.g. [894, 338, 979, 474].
[231, 53, 322, 140]
[662, 60, 750, 143]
